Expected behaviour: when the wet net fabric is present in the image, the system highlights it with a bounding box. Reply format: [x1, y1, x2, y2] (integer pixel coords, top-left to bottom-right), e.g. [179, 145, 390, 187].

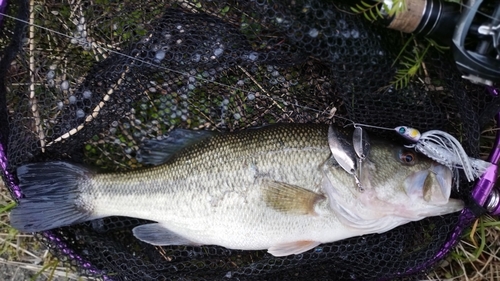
[0, 0, 498, 280]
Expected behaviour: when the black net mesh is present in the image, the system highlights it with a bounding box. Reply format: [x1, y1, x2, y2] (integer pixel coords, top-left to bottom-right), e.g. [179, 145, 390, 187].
[0, 0, 498, 280]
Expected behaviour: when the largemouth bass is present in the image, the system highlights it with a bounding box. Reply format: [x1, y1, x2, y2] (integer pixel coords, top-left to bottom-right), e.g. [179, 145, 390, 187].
[10, 124, 463, 256]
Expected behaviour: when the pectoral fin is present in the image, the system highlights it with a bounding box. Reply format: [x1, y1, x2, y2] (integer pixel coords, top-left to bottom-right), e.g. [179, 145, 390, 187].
[132, 223, 197, 246]
[262, 180, 325, 215]
[268, 241, 321, 256]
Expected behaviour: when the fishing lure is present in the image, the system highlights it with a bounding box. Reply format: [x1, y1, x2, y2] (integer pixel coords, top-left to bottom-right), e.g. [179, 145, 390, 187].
[395, 126, 491, 184]
[351, 122, 491, 186]
[333, 114, 491, 188]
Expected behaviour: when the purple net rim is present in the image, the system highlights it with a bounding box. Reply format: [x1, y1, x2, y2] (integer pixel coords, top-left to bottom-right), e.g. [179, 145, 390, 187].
[0, 0, 7, 26]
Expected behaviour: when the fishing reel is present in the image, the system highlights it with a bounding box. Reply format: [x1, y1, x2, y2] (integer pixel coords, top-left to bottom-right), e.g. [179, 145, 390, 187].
[383, 0, 500, 86]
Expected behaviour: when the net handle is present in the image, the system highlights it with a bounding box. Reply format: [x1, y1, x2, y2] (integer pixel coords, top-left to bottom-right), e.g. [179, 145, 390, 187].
[472, 86, 500, 214]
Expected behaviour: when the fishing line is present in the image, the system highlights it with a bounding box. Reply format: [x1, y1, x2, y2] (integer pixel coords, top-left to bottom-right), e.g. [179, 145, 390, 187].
[0, 10, 330, 116]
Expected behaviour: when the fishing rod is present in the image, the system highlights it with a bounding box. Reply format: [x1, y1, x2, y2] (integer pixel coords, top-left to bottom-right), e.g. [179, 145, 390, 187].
[369, 0, 500, 86]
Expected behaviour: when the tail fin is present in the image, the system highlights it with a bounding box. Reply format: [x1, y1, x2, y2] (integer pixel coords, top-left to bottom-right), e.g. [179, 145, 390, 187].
[10, 161, 94, 232]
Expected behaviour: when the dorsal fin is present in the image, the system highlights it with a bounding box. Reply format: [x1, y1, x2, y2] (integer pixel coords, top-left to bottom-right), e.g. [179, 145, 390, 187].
[137, 129, 214, 165]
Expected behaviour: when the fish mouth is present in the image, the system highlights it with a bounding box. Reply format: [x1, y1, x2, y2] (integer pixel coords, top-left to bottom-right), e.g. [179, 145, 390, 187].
[403, 162, 464, 217]
[404, 162, 453, 205]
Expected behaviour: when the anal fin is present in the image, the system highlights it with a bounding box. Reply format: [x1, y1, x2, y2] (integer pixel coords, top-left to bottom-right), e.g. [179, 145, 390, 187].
[268, 241, 321, 257]
[132, 223, 197, 246]
[262, 180, 325, 215]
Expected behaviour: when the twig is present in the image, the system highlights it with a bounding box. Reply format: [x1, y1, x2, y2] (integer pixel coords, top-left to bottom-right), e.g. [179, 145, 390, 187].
[0, 236, 41, 262]
[0, 257, 90, 280]
[29, 0, 46, 152]
[237, 65, 293, 122]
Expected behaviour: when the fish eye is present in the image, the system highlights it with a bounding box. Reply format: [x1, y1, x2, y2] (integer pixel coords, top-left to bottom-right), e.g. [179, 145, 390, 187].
[398, 150, 416, 165]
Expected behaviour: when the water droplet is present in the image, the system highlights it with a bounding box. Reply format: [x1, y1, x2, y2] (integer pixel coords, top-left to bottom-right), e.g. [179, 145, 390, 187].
[136, 154, 143, 163]
[192, 54, 201, 62]
[222, 99, 229, 105]
[248, 52, 258, 61]
[46, 70, 55, 80]
[155, 50, 165, 61]
[351, 29, 359, 39]
[214, 48, 224, 57]
[76, 109, 85, 118]
[233, 113, 241, 120]
[247, 93, 255, 100]
[60, 80, 70, 91]
[83, 90, 92, 99]
[308, 28, 319, 38]
[57, 101, 64, 110]
[68, 95, 77, 104]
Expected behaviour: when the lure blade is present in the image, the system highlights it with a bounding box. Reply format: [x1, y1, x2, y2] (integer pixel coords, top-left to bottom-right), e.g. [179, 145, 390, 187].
[328, 125, 356, 175]
[353, 126, 370, 160]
